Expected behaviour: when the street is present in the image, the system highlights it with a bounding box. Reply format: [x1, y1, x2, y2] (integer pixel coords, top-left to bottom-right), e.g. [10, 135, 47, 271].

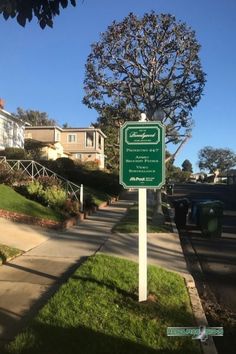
[170, 183, 236, 354]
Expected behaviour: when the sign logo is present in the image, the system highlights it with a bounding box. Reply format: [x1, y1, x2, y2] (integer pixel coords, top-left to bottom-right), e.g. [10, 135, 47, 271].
[167, 326, 224, 342]
[125, 127, 160, 145]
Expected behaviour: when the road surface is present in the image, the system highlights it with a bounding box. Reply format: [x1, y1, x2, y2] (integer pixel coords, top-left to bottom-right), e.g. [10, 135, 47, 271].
[169, 183, 236, 354]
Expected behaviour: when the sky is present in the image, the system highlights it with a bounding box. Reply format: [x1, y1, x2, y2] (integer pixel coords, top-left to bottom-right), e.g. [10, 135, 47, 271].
[0, 0, 236, 172]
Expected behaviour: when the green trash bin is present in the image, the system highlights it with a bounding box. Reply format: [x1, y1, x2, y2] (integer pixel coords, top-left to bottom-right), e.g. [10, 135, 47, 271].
[198, 201, 224, 238]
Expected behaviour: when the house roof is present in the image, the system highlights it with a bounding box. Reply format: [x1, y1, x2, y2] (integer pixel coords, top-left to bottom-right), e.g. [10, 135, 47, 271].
[0, 108, 25, 125]
[62, 127, 107, 138]
[25, 125, 107, 138]
[25, 125, 63, 131]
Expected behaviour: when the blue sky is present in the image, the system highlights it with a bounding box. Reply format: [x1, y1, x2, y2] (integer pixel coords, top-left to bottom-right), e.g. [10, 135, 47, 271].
[0, 0, 235, 172]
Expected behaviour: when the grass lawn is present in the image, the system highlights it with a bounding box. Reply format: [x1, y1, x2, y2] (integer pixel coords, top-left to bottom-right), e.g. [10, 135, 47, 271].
[0, 184, 63, 221]
[0, 244, 22, 263]
[5, 254, 200, 354]
[113, 204, 172, 233]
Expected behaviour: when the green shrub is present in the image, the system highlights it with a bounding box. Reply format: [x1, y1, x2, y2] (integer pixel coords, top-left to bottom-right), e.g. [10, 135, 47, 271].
[84, 193, 96, 210]
[0, 162, 13, 185]
[39, 159, 123, 197]
[63, 199, 80, 216]
[55, 157, 75, 171]
[26, 181, 67, 210]
[39, 159, 76, 182]
[27, 180, 44, 196]
[86, 170, 122, 196]
[24, 139, 43, 160]
[38, 160, 57, 172]
[26, 180, 45, 204]
[82, 160, 100, 170]
[37, 176, 62, 189]
[0, 162, 28, 186]
[3, 147, 28, 160]
[43, 186, 67, 209]
[70, 167, 122, 196]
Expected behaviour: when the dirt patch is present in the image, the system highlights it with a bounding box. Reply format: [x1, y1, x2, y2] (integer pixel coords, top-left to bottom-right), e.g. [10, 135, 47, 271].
[200, 284, 236, 354]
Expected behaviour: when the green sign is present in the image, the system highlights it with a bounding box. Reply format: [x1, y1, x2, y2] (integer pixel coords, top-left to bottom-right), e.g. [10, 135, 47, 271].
[120, 121, 165, 188]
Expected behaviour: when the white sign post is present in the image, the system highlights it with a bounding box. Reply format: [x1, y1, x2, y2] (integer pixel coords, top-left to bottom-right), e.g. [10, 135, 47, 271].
[138, 188, 147, 302]
[119, 120, 165, 303]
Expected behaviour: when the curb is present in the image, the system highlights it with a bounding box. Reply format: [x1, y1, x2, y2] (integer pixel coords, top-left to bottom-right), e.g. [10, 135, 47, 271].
[0, 208, 61, 229]
[168, 206, 218, 354]
[0, 208, 86, 230]
[62, 196, 119, 226]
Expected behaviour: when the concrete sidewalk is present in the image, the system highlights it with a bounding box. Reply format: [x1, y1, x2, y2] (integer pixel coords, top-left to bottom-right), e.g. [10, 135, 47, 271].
[0, 199, 131, 347]
[0, 192, 192, 349]
[0, 217, 53, 252]
[99, 190, 189, 277]
[100, 231, 190, 277]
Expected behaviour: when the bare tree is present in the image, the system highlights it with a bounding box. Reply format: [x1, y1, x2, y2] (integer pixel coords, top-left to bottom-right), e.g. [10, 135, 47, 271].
[83, 12, 206, 220]
[13, 107, 57, 126]
[198, 146, 236, 176]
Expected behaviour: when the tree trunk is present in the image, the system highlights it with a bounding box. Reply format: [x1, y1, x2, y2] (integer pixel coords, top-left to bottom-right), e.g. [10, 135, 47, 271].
[151, 135, 191, 225]
[152, 189, 165, 225]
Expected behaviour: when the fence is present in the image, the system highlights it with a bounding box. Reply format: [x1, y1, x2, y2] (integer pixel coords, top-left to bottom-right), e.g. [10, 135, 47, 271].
[0, 157, 83, 210]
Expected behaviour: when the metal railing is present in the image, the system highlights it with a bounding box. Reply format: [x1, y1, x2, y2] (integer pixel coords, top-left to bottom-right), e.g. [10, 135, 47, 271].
[0, 157, 83, 209]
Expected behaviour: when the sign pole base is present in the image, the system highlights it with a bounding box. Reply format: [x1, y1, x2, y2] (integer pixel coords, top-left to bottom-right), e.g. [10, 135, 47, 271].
[139, 188, 147, 302]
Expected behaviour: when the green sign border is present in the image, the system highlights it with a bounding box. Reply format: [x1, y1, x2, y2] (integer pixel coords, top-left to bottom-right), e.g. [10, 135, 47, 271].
[119, 121, 165, 189]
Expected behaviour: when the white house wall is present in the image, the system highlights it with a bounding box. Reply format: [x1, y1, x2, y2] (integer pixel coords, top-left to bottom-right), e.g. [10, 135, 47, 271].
[0, 111, 25, 150]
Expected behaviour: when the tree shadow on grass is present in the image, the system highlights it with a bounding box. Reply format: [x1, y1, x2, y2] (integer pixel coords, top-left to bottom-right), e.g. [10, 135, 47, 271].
[0, 275, 200, 354]
[4, 322, 195, 354]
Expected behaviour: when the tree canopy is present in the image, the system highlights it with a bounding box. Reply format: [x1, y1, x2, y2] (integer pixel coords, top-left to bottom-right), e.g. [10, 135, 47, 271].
[13, 107, 57, 126]
[0, 0, 76, 29]
[182, 159, 193, 172]
[198, 146, 236, 174]
[94, 105, 138, 170]
[165, 152, 189, 182]
[83, 12, 206, 173]
[84, 12, 206, 148]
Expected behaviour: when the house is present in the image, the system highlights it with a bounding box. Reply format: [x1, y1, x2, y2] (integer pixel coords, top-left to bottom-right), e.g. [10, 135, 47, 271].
[25, 125, 106, 169]
[218, 170, 236, 185]
[0, 100, 25, 151]
[40, 141, 71, 160]
[24, 138, 71, 160]
[189, 172, 206, 182]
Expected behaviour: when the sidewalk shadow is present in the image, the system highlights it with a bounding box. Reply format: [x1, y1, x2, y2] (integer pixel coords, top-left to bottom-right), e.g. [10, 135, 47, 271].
[0, 257, 88, 346]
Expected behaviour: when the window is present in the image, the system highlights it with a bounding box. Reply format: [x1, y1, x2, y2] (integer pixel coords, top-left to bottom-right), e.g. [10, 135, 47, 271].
[86, 131, 94, 147]
[68, 134, 76, 143]
[74, 153, 82, 159]
[56, 132, 61, 141]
